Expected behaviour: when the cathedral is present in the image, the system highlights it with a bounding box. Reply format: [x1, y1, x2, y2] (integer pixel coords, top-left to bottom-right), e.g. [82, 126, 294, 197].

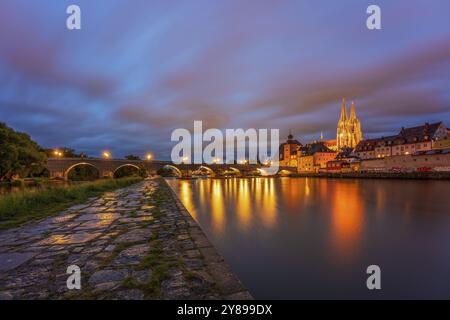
[336, 99, 362, 150]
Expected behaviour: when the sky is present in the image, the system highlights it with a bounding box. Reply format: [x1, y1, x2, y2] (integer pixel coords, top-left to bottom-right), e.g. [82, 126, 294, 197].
[0, 0, 449, 159]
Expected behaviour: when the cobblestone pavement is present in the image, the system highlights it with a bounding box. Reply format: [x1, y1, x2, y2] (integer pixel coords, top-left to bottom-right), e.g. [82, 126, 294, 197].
[0, 178, 252, 300]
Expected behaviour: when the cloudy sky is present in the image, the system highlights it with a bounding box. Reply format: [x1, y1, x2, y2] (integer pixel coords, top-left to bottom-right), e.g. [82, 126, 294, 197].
[0, 0, 449, 159]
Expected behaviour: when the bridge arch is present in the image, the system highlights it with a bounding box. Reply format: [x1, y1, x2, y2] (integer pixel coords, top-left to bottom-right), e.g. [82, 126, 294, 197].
[197, 166, 215, 176]
[228, 167, 241, 174]
[113, 164, 143, 177]
[64, 162, 100, 180]
[163, 165, 182, 177]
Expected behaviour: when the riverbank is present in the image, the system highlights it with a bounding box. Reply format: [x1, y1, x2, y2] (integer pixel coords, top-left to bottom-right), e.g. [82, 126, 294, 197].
[0, 177, 143, 229]
[290, 171, 450, 180]
[0, 178, 251, 300]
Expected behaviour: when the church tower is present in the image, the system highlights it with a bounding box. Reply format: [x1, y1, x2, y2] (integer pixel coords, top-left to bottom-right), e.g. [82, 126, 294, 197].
[336, 99, 362, 150]
[337, 98, 349, 150]
[348, 101, 362, 148]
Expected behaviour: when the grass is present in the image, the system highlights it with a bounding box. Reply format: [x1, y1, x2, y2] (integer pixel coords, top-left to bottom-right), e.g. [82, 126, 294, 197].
[0, 177, 143, 229]
[138, 234, 183, 298]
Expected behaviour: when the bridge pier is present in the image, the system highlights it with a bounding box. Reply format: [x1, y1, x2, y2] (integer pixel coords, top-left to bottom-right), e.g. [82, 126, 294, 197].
[49, 170, 65, 180]
[101, 170, 114, 179]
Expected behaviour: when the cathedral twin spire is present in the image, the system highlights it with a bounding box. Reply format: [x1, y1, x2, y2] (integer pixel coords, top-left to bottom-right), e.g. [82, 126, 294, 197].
[340, 98, 357, 121]
[337, 99, 362, 150]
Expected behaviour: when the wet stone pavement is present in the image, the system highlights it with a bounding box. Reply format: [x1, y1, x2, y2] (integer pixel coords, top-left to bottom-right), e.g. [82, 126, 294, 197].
[0, 178, 252, 300]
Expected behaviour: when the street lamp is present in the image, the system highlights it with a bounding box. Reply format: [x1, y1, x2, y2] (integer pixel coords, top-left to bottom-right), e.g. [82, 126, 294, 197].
[102, 151, 111, 159]
[146, 153, 153, 161]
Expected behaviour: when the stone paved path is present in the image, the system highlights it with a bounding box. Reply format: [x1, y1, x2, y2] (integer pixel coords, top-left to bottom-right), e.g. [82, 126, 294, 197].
[0, 178, 251, 300]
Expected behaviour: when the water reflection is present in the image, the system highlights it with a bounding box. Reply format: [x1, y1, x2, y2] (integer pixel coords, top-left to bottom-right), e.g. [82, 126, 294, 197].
[176, 178, 278, 232]
[180, 181, 197, 220]
[237, 179, 251, 230]
[210, 179, 225, 235]
[330, 181, 364, 263]
[259, 178, 277, 228]
[166, 177, 450, 299]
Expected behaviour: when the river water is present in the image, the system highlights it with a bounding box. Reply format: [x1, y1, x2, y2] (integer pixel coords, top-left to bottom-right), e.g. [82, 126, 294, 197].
[166, 177, 450, 299]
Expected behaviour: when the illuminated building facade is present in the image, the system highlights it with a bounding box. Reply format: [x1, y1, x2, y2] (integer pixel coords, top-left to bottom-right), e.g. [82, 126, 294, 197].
[354, 122, 448, 159]
[336, 99, 362, 150]
[298, 142, 337, 173]
[279, 133, 302, 167]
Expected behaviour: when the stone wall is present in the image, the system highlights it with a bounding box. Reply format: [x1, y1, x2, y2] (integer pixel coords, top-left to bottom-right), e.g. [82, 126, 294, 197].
[360, 152, 450, 172]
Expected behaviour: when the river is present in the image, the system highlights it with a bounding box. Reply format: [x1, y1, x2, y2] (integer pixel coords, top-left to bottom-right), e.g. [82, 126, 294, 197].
[166, 177, 450, 299]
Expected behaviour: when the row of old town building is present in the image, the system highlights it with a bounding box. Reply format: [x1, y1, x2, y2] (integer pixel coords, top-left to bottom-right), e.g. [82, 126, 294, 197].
[279, 100, 450, 173]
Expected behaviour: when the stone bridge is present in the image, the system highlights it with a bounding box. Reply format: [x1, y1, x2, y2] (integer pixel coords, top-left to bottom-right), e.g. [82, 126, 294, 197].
[46, 158, 297, 180]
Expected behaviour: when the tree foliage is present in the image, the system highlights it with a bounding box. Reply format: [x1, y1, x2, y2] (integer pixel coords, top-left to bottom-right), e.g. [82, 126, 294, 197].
[0, 123, 47, 181]
[114, 165, 147, 178]
[125, 154, 141, 160]
[68, 165, 100, 181]
[156, 167, 178, 177]
[44, 147, 85, 158]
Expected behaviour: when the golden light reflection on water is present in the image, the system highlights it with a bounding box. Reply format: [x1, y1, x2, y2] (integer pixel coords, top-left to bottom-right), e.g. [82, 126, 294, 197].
[237, 179, 251, 230]
[304, 178, 310, 197]
[330, 181, 364, 263]
[175, 178, 363, 244]
[174, 177, 407, 257]
[174, 178, 278, 232]
[210, 179, 225, 235]
[259, 178, 277, 228]
[180, 181, 197, 220]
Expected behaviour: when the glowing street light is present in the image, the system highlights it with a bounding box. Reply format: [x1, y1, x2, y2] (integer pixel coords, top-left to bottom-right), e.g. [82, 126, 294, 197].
[146, 153, 153, 161]
[54, 150, 63, 158]
[102, 151, 111, 159]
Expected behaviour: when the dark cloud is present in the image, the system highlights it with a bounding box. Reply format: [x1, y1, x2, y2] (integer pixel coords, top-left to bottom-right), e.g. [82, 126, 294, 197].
[0, 0, 449, 158]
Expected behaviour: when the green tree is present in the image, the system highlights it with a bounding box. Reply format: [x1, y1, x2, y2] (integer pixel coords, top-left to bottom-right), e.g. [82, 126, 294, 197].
[68, 165, 100, 181]
[44, 147, 83, 158]
[125, 154, 141, 160]
[0, 123, 47, 181]
[114, 166, 147, 178]
[156, 167, 177, 177]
